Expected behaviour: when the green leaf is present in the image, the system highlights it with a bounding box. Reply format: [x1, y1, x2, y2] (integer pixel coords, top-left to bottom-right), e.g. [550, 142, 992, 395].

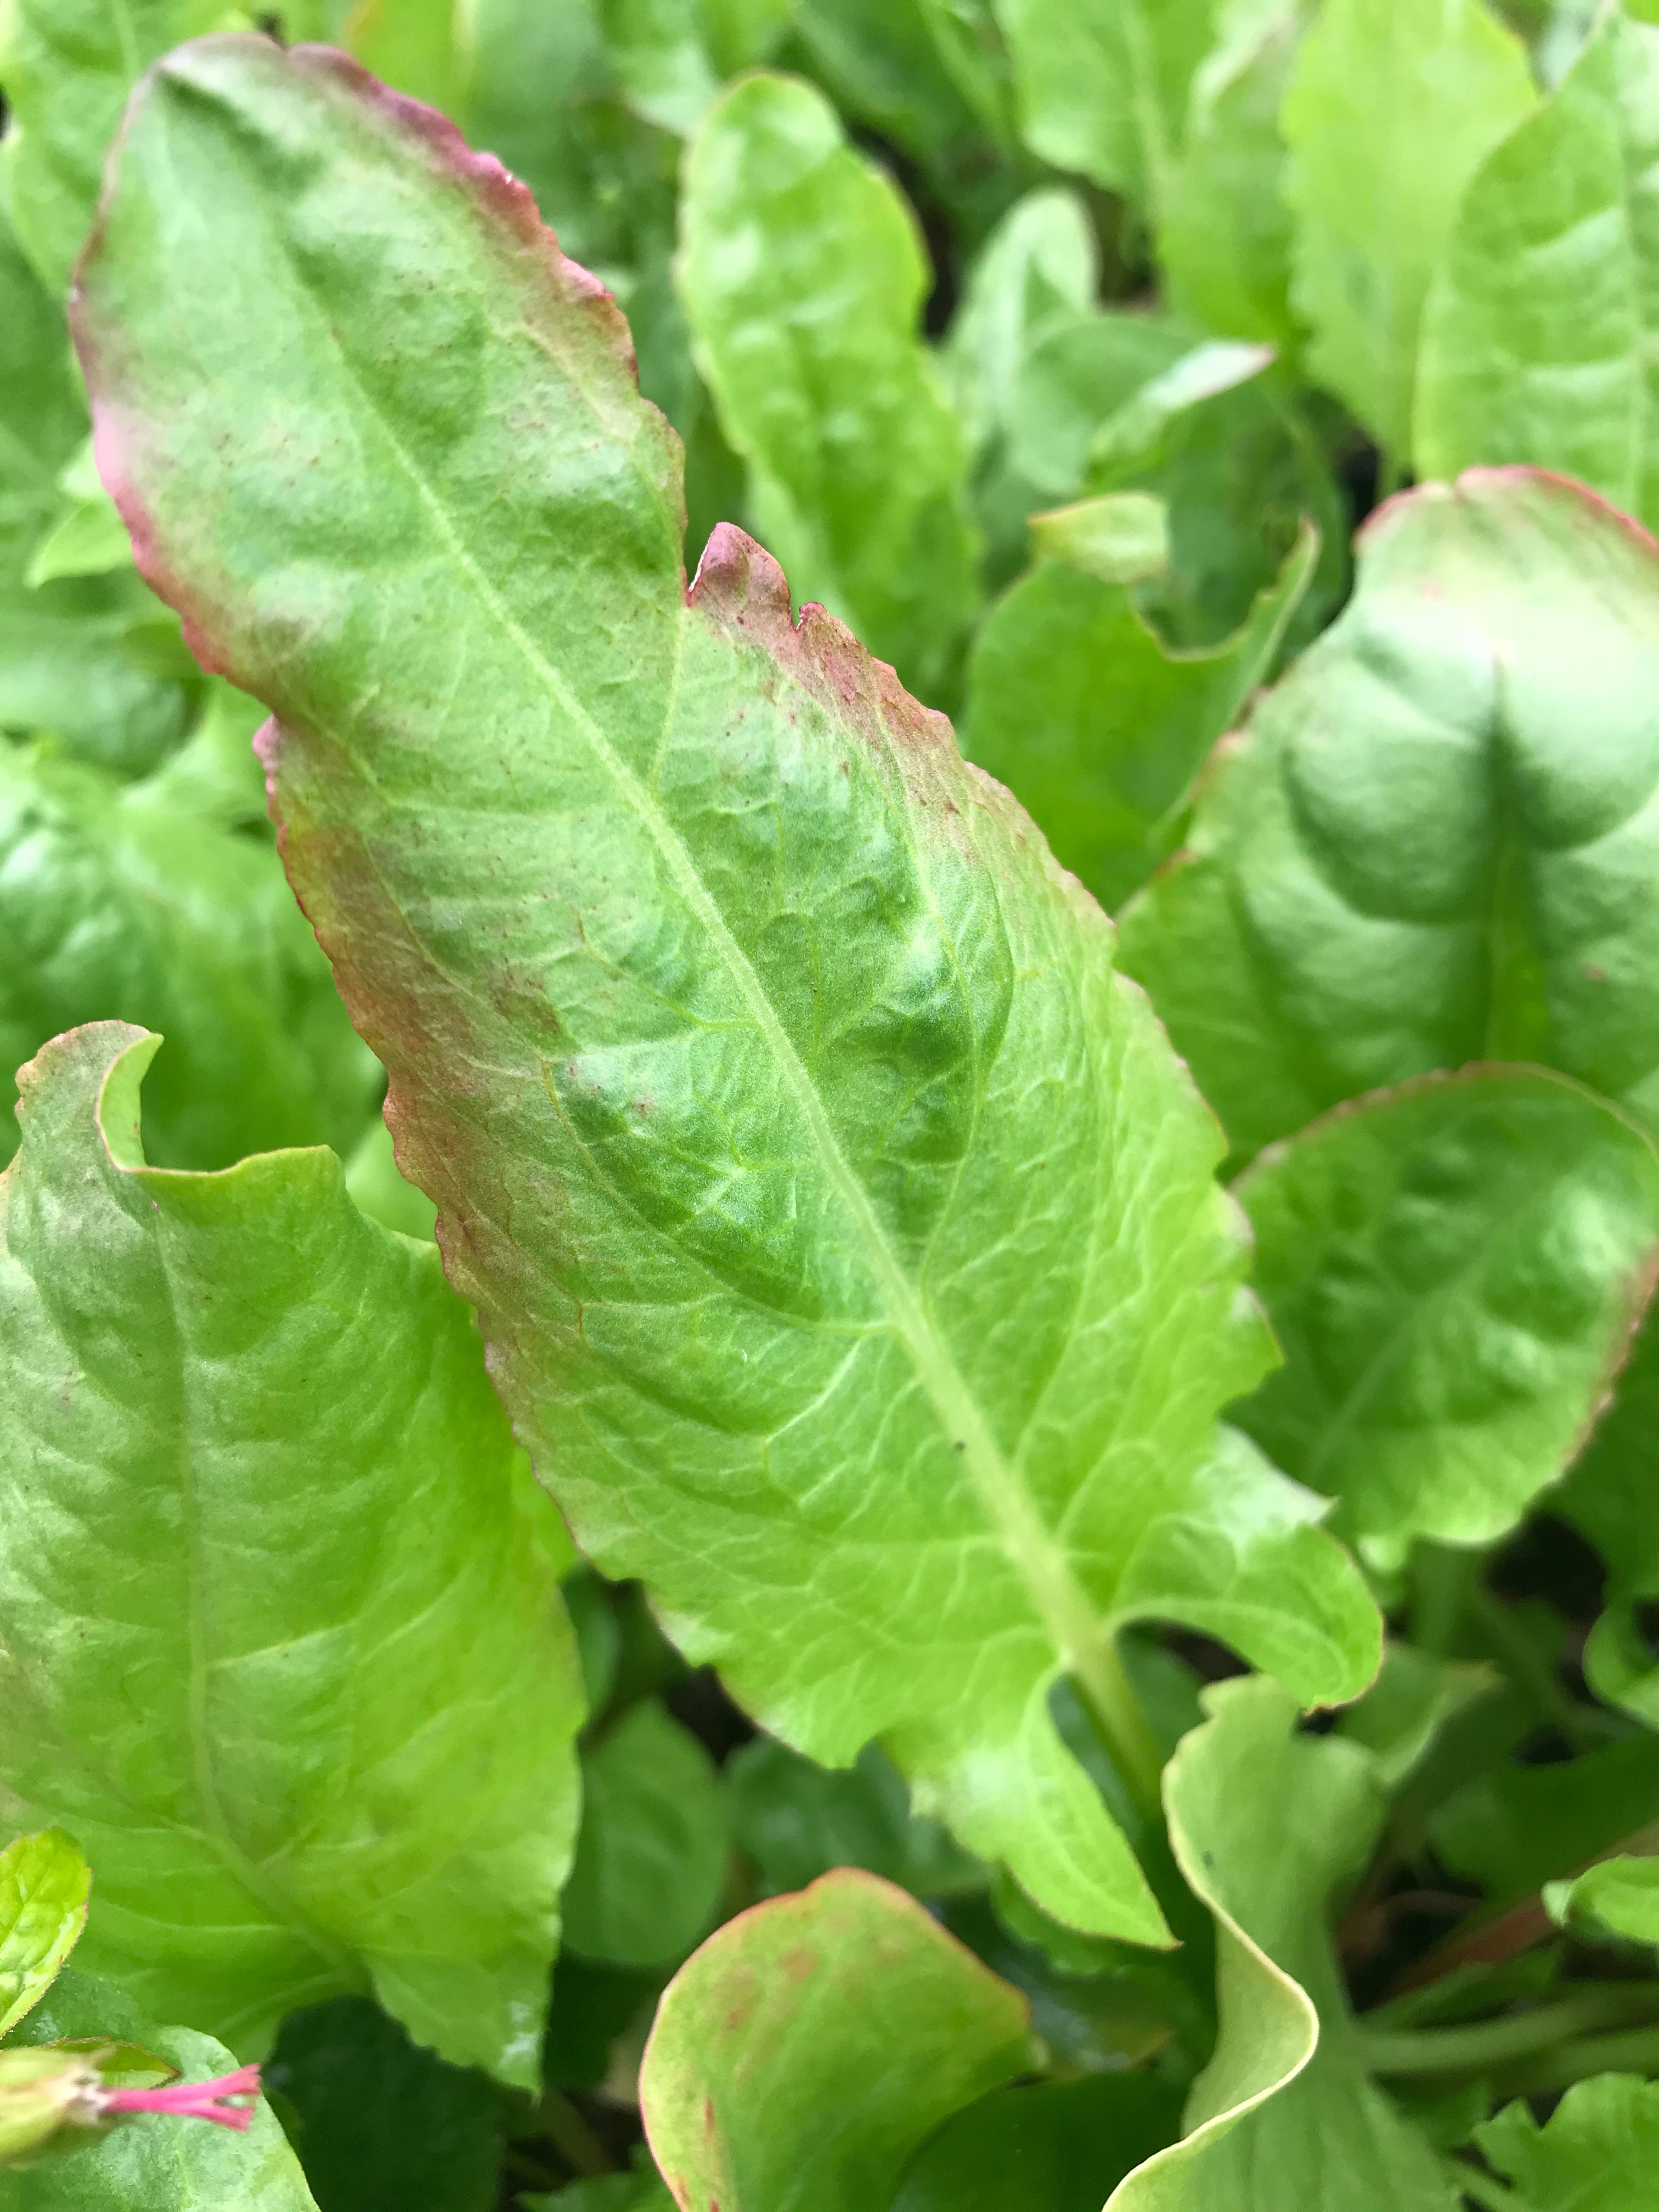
[1007, 317, 1244, 503]
[343, 1116, 439, 1241]
[0, 1023, 584, 2084]
[1160, 0, 1309, 348]
[891, 2074, 1184, 2212]
[639, 1869, 1032, 2212]
[1431, 1733, 1659, 1907]
[789, 0, 1013, 216]
[268, 1996, 503, 2212]
[1109, 1676, 1455, 2212]
[1280, 0, 1535, 460]
[0, 1967, 319, 2208]
[1119, 471, 1659, 1165]
[995, 0, 1220, 221]
[727, 1737, 985, 1899]
[562, 1702, 728, 1969]
[0, 1835, 88, 2040]
[1558, 1311, 1659, 1725]
[0, 0, 233, 295]
[0, 213, 197, 774]
[1472, 2075, 1659, 2210]
[963, 501, 1314, 911]
[338, 0, 461, 109]
[0, 742, 380, 1171]
[679, 71, 979, 702]
[1415, 9, 1659, 531]
[75, 33, 1384, 1947]
[1233, 1067, 1659, 1553]
[599, 0, 794, 133]
[1547, 1854, 1659, 1946]
[1336, 1640, 1499, 1793]
[942, 187, 1099, 465]
[23, 439, 131, 588]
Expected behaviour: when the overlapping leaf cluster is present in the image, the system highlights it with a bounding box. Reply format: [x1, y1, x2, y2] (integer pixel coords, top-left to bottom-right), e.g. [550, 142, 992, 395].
[5, 1, 1659, 2207]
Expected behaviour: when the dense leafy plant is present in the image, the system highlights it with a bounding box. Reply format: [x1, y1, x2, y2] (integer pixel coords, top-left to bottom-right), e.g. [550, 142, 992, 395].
[5, 0, 1659, 2205]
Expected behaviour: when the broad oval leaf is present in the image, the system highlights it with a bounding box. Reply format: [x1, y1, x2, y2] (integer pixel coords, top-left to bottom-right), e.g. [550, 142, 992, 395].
[639, 1868, 1032, 2212]
[0, 1023, 584, 2085]
[678, 70, 979, 703]
[0, 1833, 89, 2040]
[1233, 1067, 1659, 1552]
[0, 1967, 319, 2211]
[1415, 10, 1659, 526]
[1280, 0, 1535, 460]
[75, 35, 1381, 1948]
[1119, 470, 1659, 1164]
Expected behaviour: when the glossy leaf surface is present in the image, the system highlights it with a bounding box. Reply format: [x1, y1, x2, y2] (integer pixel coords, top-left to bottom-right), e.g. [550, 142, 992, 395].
[1120, 471, 1659, 1164]
[678, 71, 978, 702]
[77, 35, 1380, 1945]
[0, 1835, 88, 2040]
[0, 1024, 584, 2083]
[1415, 8, 1659, 528]
[639, 1869, 1031, 2212]
[1234, 1068, 1659, 1550]
[1280, 0, 1534, 458]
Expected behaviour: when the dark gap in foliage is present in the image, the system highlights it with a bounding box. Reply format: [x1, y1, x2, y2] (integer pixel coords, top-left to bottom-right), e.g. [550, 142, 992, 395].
[663, 1662, 758, 1764]
[1159, 1626, 1251, 1686]
[1491, 1515, 1607, 1625]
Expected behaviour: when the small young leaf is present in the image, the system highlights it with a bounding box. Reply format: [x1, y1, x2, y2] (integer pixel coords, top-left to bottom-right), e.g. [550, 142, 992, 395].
[1008, 319, 1250, 503]
[995, 0, 1220, 222]
[562, 1702, 729, 1970]
[1110, 1677, 1455, 2211]
[1472, 2074, 1659, 2210]
[639, 1869, 1031, 2212]
[1119, 471, 1659, 1164]
[963, 504, 1314, 910]
[0, 1024, 584, 2084]
[1160, 0, 1309, 348]
[0, 1968, 318, 2210]
[1280, 0, 1535, 460]
[77, 34, 1382, 1945]
[1416, 10, 1659, 524]
[1233, 1068, 1659, 1552]
[0, 1834, 89, 2040]
[679, 71, 979, 702]
[1546, 1854, 1659, 1946]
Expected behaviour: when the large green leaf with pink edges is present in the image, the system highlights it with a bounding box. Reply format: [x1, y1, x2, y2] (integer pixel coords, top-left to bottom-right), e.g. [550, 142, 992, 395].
[73, 34, 1378, 1949]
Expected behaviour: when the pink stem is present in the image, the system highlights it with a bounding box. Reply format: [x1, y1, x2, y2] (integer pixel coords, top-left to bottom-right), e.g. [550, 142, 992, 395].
[100, 2063, 262, 2132]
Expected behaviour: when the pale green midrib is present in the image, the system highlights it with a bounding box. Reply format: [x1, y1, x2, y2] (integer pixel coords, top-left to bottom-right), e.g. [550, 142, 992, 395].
[150, 1223, 365, 1997]
[317, 331, 1119, 1702]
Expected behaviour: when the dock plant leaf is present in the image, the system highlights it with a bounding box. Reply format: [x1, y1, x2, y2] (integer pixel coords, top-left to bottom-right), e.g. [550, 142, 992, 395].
[639, 1869, 1031, 2212]
[73, 33, 1379, 1950]
[1415, 6, 1659, 530]
[0, 1023, 584, 2085]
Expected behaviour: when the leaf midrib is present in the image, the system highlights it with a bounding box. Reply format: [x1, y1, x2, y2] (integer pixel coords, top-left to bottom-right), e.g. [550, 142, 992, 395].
[285, 242, 1115, 1699]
